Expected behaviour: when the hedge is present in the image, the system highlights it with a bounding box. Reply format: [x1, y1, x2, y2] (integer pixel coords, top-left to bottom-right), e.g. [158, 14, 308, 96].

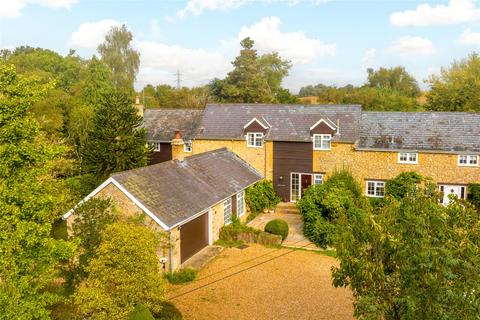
[245, 181, 281, 214]
[264, 219, 289, 241]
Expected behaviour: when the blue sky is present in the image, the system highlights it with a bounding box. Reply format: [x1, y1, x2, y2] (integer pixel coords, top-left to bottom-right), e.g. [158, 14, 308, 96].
[2, 0, 480, 92]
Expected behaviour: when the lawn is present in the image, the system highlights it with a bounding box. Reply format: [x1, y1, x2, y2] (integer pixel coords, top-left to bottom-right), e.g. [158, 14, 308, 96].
[167, 244, 354, 320]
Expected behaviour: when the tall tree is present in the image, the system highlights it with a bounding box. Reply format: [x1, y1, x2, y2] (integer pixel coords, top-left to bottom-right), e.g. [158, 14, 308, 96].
[98, 25, 140, 94]
[81, 91, 148, 179]
[426, 52, 480, 112]
[0, 63, 75, 318]
[74, 222, 165, 319]
[366, 66, 420, 97]
[210, 37, 294, 103]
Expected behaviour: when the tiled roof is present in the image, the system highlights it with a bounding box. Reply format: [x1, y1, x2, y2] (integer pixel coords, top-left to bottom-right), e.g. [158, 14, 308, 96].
[111, 148, 262, 228]
[195, 104, 362, 142]
[144, 109, 203, 142]
[357, 112, 480, 152]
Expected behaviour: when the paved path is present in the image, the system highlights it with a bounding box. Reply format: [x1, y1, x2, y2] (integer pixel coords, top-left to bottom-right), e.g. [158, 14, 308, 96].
[248, 203, 319, 250]
[167, 245, 354, 320]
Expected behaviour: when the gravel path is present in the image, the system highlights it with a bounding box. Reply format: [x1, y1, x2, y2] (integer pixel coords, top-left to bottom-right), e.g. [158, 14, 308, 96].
[167, 244, 354, 320]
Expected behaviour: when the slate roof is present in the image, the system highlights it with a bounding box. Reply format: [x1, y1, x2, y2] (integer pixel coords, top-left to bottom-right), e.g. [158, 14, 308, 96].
[111, 148, 262, 228]
[144, 109, 203, 142]
[195, 104, 362, 142]
[357, 112, 480, 153]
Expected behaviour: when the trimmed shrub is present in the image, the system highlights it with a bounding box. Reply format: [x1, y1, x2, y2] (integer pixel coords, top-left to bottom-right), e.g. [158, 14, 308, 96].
[218, 219, 282, 246]
[264, 219, 289, 241]
[128, 304, 155, 320]
[468, 183, 480, 208]
[164, 267, 197, 284]
[245, 180, 281, 213]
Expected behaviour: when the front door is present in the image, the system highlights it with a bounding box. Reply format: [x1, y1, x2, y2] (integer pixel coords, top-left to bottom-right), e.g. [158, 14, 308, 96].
[440, 185, 466, 205]
[301, 174, 312, 196]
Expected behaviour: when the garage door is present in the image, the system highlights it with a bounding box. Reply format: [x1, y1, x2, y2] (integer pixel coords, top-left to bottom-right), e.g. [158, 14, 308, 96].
[180, 212, 209, 263]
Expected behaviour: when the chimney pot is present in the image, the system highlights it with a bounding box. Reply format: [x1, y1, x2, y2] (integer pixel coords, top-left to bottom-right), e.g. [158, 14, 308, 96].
[174, 130, 182, 139]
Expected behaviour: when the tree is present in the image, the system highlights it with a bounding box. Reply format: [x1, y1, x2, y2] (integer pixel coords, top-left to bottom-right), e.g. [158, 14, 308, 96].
[74, 222, 165, 320]
[332, 187, 480, 319]
[98, 25, 140, 94]
[0, 63, 76, 318]
[426, 52, 480, 112]
[68, 198, 117, 286]
[210, 37, 294, 103]
[82, 91, 149, 179]
[366, 66, 420, 97]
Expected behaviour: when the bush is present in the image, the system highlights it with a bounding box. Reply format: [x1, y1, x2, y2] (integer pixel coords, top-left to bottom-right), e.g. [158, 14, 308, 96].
[297, 170, 364, 248]
[164, 267, 197, 284]
[128, 304, 155, 320]
[385, 171, 423, 200]
[154, 301, 183, 320]
[219, 218, 260, 242]
[245, 180, 281, 214]
[264, 219, 289, 241]
[468, 183, 480, 208]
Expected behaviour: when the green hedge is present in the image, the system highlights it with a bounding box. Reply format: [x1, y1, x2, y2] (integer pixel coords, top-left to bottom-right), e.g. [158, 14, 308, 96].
[468, 183, 480, 208]
[264, 219, 289, 241]
[245, 181, 281, 214]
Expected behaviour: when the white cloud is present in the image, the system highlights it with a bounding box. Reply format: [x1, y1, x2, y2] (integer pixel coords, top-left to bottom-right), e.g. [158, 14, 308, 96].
[237, 16, 336, 64]
[71, 19, 123, 49]
[390, 0, 480, 27]
[0, 0, 78, 18]
[388, 36, 435, 56]
[135, 41, 231, 88]
[175, 0, 330, 19]
[362, 48, 376, 66]
[459, 28, 480, 44]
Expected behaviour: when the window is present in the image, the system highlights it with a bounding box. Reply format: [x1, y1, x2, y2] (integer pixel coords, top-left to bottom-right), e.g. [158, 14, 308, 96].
[313, 134, 331, 150]
[291, 173, 300, 202]
[246, 132, 264, 147]
[313, 174, 324, 186]
[149, 142, 161, 152]
[366, 180, 385, 198]
[236, 191, 245, 217]
[398, 152, 418, 164]
[184, 141, 192, 153]
[458, 155, 479, 167]
[223, 198, 232, 225]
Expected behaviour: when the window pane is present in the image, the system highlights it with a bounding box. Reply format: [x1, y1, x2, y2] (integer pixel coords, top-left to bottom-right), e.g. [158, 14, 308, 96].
[399, 153, 407, 161]
[409, 153, 417, 162]
[224, 199, 232, 224]
[291, 173, 300, 201]
[314, 174, 323, 185]
[376, 182, 385, 197]
[367, 182, 375, 195]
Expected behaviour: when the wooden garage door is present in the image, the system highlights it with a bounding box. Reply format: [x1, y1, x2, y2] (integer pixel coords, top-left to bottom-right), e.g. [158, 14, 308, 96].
[180, 212, 209, 263]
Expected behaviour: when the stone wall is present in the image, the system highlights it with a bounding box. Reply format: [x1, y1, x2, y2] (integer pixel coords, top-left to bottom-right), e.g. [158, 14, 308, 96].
[313, 143, 480, 192]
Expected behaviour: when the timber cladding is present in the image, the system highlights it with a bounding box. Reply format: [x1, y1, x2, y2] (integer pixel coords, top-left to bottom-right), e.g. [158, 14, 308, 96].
[273, 141, 313, 201]
[149, 143, 172, 164]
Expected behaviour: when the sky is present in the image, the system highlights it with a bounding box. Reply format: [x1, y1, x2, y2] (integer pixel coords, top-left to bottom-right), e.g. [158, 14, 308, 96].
[1, 0, 480, 93]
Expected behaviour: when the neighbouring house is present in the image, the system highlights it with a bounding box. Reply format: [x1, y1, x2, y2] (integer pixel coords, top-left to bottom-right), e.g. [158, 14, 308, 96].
[162, 103, 480, 204]
[143, 108, 203, 164]
[63, 148, 262, 271]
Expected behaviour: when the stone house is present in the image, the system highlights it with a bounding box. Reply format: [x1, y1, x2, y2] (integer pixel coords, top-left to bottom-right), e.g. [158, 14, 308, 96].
[150, 103, 479, 204]
[63, 148, 261, 271]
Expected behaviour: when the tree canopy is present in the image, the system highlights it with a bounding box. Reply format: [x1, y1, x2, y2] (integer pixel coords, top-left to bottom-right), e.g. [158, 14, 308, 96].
[0, 63, 76, 319]
[426, 52, 480, 112]
[74, 222, 165, 320]
[98, 24, 140, 95]
[366, 66, 420, 97]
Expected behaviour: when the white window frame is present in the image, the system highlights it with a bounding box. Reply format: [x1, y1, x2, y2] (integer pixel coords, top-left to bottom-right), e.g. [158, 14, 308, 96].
[223, 198, 232, 225]
[149, 142, 161, 152]
[398, 152, 418, 164]
[366, 180, 385, 198]
[457, 155, 479, 167]
[246, 132, 264, 148]
[313, 134, 331, 151]
[184, 141, 192, 153]
[313, 174, 324, 186]
[236, 190, 245, 217]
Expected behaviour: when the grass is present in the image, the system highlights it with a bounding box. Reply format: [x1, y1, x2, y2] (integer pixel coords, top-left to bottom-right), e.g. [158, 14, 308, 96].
[164, 267, 197, 284]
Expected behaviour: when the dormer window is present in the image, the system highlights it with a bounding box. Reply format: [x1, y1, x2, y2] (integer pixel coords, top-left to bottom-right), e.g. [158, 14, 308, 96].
[247, 132, 264, 148]
[313, 134, 331, 150]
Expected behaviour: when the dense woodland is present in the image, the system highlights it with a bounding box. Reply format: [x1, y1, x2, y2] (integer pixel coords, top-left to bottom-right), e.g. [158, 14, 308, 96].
[1, 23, 480, 319]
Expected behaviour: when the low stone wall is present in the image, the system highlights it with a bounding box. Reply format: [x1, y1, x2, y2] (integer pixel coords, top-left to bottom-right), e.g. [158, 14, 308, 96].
[225, 230, 282, 246]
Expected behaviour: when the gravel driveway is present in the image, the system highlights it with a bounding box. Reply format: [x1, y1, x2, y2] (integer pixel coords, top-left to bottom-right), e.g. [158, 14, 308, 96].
[167, 244, 354, 320]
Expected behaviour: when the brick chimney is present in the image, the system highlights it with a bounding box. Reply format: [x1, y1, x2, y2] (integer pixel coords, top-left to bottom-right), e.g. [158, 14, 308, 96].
[171, 130, 185, 161]
[134, 96, 144, 118]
